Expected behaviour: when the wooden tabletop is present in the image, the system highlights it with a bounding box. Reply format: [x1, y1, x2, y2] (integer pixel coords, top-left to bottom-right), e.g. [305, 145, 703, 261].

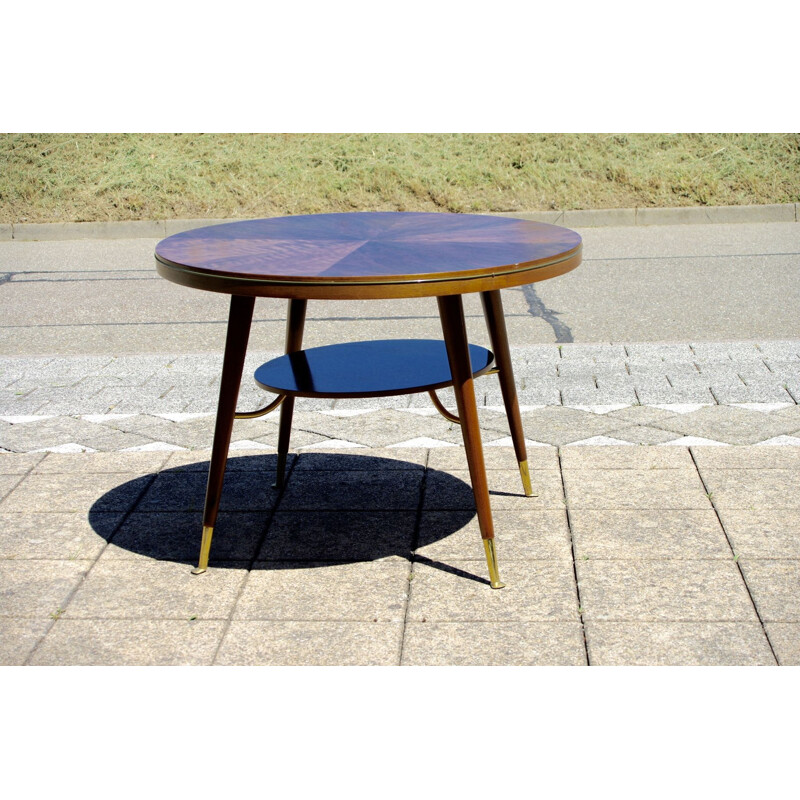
[155, 212, 582, 300]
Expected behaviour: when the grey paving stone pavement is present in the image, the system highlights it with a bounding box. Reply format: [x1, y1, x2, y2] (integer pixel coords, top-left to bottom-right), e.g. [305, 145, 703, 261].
[0, 444, 795, 666]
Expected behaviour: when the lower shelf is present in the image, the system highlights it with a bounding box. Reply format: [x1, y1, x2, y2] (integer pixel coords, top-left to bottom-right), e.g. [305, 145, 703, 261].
[253, 338, 495, 399]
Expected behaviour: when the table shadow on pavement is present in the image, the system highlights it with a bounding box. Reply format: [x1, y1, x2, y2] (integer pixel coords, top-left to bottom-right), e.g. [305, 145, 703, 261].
[88, 453, 477, 575]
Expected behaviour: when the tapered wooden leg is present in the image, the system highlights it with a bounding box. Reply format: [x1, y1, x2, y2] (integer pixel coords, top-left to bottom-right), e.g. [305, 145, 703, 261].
[438, 294, 505, 589]
[193, 294, 255, 574]
[273, 299, 308, 489]
[481, 289, 533, 496]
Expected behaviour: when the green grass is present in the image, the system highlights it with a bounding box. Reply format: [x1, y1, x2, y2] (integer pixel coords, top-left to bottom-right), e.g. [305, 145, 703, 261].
[1, 133, 799, 223]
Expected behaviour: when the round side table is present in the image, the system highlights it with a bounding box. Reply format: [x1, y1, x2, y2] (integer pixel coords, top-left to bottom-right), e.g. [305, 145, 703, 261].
[155, 212, 582, 588]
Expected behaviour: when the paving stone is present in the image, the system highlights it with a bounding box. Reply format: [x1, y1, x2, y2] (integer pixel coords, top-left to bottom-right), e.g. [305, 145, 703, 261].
[561, 384, 639, 407]
[406, 560, 579, 622]
[559, 344, 627, 361]
[774, 405, 800, 424]
[576, 560, 759, 621]
[234, 559, 411, 621]
[627, 363, 698, 378]
[0, 416, 118, 452]
[102, 511, 268, 563]
[331, 395, 412, 410]
[29, 619, 227, 665]
[401, 621, 587, 665]
[103, 414, 225, 449]
[511, 363, 558, 379]
[300, 408, 463, 448]
[756, 341, 800, 360]
[423, 469, 564, 511]
[33, 451, 170, 474]
[764, 623, 800, 666]
[487, 384, 561, 405]
[699, 469, 800, 509]
[216, 621, 403, 665]
[571, 510, 730, 560]
[0, 474, 26, 503]
[293, 448, 427, 470]
[512, 346, 562, 366]
[279, 469, 423, 511]
[603, 405, 682, 426]
[563, 468, 710, 510]
[653, 405, 800, 445]
[417, 509, 572, 562]
[260, 511, 417, 561]
[63, 559, 247, 619]
[696, 365, 745, 381]
[692, 445, 800, 470]
[0, 393, 51, 415]
[0, 618, 52, 665]
[584, 622, 775, 665]
[1, 472, 153, 513]
[0, 453, 45, 473]
[559, 445, 693, 470]
[735, 363, 781, 380]
[557, 361, 629, 378]
[137, 471, 280, 513]
[635, 384, 717, 405]
[517, 407, 622, 445]
[690, 342, 764, 361]
[0, 560, 91, 617]
[710, 382, 795, 404]
[0, 512, 120, 560]
[427, 446, 558, 471]
[602, 425, 683, 444]
[738, 560, 800, 622]
[717, 510, 800, 559]
[165, 450, 289, 473]
[625, 344, 694, 362]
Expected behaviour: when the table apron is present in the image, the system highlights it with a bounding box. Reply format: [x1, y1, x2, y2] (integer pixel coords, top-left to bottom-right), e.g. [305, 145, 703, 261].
[154, 250, 581, 300]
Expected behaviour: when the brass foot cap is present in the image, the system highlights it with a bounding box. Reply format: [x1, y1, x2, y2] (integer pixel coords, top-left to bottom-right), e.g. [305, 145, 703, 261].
[191, 567, 207, 575]
[490, 580, 507, 589]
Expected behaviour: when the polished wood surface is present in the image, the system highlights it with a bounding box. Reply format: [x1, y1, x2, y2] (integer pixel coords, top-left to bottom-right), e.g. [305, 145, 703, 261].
[437, 296, 496, 558]
[481, 290, 529, 489]
[155, 212, 582, 299]
[254, 339, 494, 398]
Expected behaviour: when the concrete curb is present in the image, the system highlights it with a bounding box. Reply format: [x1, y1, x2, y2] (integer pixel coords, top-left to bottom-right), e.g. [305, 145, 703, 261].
[3, 204, 798, 242]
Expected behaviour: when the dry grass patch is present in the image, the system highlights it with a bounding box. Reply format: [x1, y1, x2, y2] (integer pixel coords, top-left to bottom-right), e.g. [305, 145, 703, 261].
[1, 133, 798, 223]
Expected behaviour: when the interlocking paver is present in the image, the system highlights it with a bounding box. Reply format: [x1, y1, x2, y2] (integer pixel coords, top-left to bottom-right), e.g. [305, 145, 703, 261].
[653, 405, 800, 445]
